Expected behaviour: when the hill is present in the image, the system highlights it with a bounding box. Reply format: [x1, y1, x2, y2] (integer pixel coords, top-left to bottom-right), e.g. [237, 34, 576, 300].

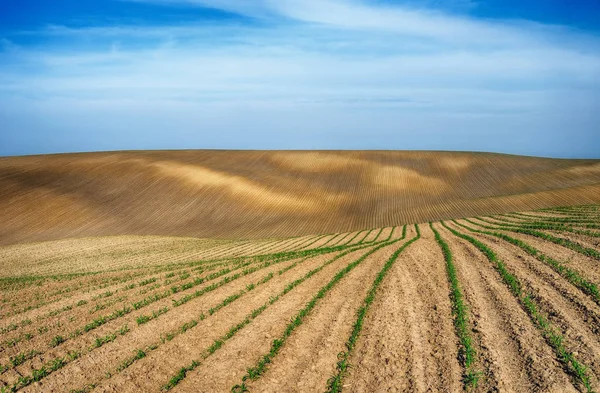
[1, 150, 599, 245]
[0, 206, 599, 392]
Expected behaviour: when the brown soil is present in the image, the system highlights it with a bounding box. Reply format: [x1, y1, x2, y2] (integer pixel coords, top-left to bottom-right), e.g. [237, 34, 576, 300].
[447, 221, 600, 391]
[20, 254, 319, 392]
[439, 223, 578, 392]
[1, 205, 599, 393]
[2, 150, 600, 245]
[345, 225, 462, 393]
[92, 245, 379, 392]
[243, 232, 413, 392]
[462, 220, 600, 284]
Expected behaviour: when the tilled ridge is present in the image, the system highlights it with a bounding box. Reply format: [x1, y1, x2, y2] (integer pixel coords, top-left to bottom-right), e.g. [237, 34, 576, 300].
[18, 256, 307, 392]
[448, 221, 600, 391]
[465, 219, 600, 285]
[345, 225, 461, 393]
[243, 231, 406, 392]
[93, 246, 372, 392]
[172, 239, 408, 393]
[437, 223, 576, 393]
[2, 257, 270, 386]
[543, 230, 600, 252]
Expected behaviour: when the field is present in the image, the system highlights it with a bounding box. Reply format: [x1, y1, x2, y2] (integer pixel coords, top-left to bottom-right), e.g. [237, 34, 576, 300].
[2, 150, 600, 245]
[1, 204, 600, 392]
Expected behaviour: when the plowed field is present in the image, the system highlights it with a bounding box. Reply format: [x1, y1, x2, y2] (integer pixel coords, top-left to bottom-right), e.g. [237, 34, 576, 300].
[2, 150, 600, 245]
[1, 204, 600, 392]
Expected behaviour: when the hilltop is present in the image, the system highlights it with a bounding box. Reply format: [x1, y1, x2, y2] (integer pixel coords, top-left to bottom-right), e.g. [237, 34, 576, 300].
[1, 150, 599, 245]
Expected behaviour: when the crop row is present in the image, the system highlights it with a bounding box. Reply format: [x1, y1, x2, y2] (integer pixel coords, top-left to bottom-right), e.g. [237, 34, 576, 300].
[0, 254, 299, 386]
[458, 219, 600, 306]
[158, 227, 405, 391]
[429, 223, 479, 388]
[474, 218, 600, 260]
[442, 221, 594, 392]
[229, 228, 409, 393]
[2, 228, 399, 391]
[325, 225, 420, 392]
[1, 231, 371, 346]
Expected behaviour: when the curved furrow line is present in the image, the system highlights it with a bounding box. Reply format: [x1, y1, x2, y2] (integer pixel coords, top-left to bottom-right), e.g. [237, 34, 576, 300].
[237, 228, 416, 393]
[436, 223, 571, 392]
[118, 232, 406, 392]
[1, 252, 321, 391]
[325, 225, 423, 392]
[341, 224, 461, 393]
[227, 231, 411, 393]
[457, 219, 600, 306]
[443, 221, 597, 392]
[24, 253, 328, 392]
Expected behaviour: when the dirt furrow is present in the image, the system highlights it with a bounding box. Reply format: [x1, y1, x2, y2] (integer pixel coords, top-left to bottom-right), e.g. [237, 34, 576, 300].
[346, 230, 372, 246]
[266, 235, 317, 254]
[448, 222, 600, 390]
[345, 225, 461, 393]
[374, 227, 393, 243]
[0, 268, 161, 321]
[362, 227, 383, 243]
[437, 223, 576, 393]
[331, 231, 359, 247]
[295, 234, 336, 251]
[15, 255, 312, 392]
[1, 257, 284, 383]
[544, 230, 600, 250]
[92, 245, 378, 392]
[477, 216, 600, 252]
[0, 257, 231, 332]
[243, 230, 406, 392]
[465, 220, 600, 285]
[0, 258, 249, 363]
[170, 238, 408, 393]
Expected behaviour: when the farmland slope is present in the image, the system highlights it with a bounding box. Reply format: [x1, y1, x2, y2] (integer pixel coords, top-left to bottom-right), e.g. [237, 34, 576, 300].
[0, 206, 599, 392]
[1, 150, 600, 244]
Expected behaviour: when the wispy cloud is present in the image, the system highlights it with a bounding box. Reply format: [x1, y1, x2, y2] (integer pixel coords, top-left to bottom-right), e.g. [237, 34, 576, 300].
[0, 0, 599, 157]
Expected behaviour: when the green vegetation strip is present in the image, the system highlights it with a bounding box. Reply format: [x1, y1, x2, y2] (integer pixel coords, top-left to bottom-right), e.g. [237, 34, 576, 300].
[430, 223, 480, 388]
[328, 232, 352, 247]
[339, 230, 365, 246]
[291, 234, 330, 251]
[160, 229, 406, 391]
[541, 205, 600, 213]
[482, 218, 600, 261]
[370, 227, 385, 243]
[325, 225, 420, 393]
[457, 219, 600, 306]
[478, 217, 600, 238]
[441, 221, 594, 393]
[319, 233, 342, 248]
[1, 253, 322, 385]
[493, 215, 600, 231]
[355, 229, 374, 245]
[2, 239, 274, 322]
[62, 254, 308, 338]
[1, 351, 81, 392]
[505, 213, 600, 226]
[0, 259, 234, 344]
[542, 208, 600, 217]
[2, 228, 394, 355]
[2, 231, 398, 387]
[69, 233, 401, 393]
[229, 229, 408, 393]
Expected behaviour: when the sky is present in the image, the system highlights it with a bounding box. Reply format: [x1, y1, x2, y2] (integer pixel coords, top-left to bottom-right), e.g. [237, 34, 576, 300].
[1, 0, 599, 158]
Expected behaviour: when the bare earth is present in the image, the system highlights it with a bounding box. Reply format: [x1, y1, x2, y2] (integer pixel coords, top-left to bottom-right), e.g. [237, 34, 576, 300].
[0, 204, 599, 393]
[2, 150, 600, 245]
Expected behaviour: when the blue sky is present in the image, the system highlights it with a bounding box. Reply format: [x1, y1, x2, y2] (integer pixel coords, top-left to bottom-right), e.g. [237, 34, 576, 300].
[1, 0, 599, 158]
